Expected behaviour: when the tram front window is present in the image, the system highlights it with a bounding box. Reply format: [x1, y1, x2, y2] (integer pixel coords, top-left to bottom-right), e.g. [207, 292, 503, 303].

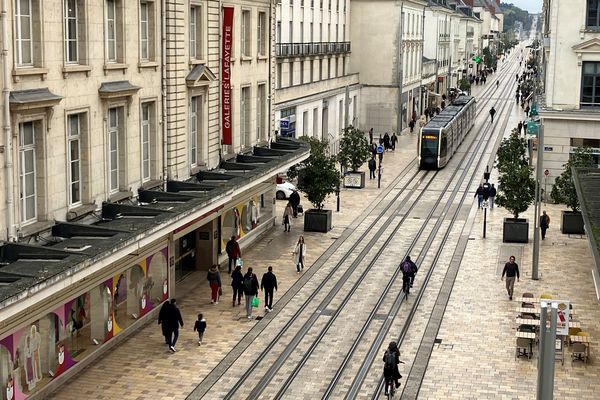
[421, 134, 438, 157]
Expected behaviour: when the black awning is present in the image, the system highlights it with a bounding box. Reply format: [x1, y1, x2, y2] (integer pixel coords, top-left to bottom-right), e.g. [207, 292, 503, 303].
[98, 80, 141, 98]
[9, 88, 63, 110]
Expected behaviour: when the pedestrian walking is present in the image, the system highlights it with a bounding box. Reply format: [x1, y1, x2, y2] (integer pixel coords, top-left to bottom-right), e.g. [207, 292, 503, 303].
[489, 106, 496, 123]
[231, 265, 244, 306]
[383, 132, 391, 151]
[475, 185, 484, 208]
[193, 313, 207, 345]
[482, 183, 491, 207]
[517, 121, 523, 135]
[523, 120, 528, 135]
[525, 105, 530, 116]
[391, 132, 398, 151]
[242, 267, 259, 319]
[167, 299, 184, 352]
[540, 210, 550, 240]
[408, 118, 415, 134]
[501, 256, 520, 300]
[496, 80, 499, 89]
[293, 236, 307, 273]
[158, 301, 173, 345]
[369, 127, 374, 145]
[260, 266, 278, 312]
[207, 264, 222, 304]
[489, 184, 497, 209]
[371, 143, 377, 158]
[283, 202, 293, 232]
[289, 189, 301, 218]
[368, 157, 376, 180]
[475, 76, 480, 85]
[225, 236, 241, 274]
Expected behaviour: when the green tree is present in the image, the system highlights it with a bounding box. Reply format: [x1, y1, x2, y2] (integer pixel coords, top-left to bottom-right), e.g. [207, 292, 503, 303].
[296, 137, 340, 210]
[459, 78, 471, 93]
[482, 46, 496, 69]
[550, 147, 595, 212]
[494, 129, 536, 219]
[337, 126, 371, 172]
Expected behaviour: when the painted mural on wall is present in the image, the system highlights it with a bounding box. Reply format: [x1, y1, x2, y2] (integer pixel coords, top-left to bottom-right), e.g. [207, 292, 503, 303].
[0, 247, 168, 399]
[221, 192, 273, 251]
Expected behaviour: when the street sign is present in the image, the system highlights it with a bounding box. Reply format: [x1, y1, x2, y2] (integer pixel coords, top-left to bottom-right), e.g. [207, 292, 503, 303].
[280, 120, 290, 129]
[376, 145, 384, 154]
[544, 169, 549, 176]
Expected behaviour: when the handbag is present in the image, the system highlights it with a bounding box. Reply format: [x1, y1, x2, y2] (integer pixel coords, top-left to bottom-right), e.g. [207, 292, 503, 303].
[251, 296, 259, 308]
[236, 258, 243, 267]
[218, 287, 223, 296]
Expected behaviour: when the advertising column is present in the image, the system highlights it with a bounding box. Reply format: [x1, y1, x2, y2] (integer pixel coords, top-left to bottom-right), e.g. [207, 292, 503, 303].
[221, 7, 234, 146]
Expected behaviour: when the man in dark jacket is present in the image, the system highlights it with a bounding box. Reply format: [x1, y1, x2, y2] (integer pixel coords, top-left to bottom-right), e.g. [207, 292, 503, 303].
[489, 184, 497, 209]
[501, 256, 520, 300]
[225, 236, 241, 274]
[260, 266, 278, 312]
[289, 190, 301, 218]
[475, 185, 484, 209]
[368, 157, 376, 180]
[167, 299, 184, 352]
[231, 265, 244, 306]
[242, 267, 260, 319]
[158, 301, 172, 345]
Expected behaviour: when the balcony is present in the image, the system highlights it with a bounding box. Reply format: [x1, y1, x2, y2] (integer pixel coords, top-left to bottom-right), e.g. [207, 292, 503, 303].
[276, 42, 351, 58]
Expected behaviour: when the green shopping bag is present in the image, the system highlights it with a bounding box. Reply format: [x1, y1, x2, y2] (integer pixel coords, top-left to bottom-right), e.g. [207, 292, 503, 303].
[251, 296, 259, 308]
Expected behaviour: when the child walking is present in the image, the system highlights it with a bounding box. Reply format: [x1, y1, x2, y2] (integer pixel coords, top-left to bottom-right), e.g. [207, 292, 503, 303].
[194, 313, 207, 345]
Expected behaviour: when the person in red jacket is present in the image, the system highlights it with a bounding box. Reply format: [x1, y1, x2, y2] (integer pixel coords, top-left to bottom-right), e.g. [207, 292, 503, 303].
[225, 236, 241, 273]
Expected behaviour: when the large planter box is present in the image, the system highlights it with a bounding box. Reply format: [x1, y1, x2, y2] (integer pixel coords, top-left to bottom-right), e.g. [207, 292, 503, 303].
[561, 211, 585, 235]
[343, 171, 365, 189]
[304, 209, 333, 233]
[503, 218, 529, 243]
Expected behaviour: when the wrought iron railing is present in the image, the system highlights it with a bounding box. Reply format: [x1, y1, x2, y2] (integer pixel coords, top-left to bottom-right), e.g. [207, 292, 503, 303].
[276, 42, 351, 57]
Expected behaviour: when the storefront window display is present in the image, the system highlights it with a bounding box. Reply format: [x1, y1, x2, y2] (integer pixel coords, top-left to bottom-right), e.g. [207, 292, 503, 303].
[0, 246, 169, 399]
[221, 190, 274, 251]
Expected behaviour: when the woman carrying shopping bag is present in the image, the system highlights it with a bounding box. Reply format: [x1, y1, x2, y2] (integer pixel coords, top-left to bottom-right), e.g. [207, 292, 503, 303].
[293, 236, 307, 273]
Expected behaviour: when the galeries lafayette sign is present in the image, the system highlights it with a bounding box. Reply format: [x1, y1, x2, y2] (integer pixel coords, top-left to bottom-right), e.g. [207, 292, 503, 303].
[221, 7, 234, 145]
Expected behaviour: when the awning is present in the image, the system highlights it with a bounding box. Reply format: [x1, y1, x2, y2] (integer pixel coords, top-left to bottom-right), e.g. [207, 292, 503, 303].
[186, 64, 217, 87]
[9, 88, 63, 111]
[98, 80, 141, 99]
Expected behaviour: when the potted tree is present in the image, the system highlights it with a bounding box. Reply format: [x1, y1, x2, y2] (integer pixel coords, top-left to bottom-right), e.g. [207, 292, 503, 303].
[495, 130, 536, 243]
[296, 138, 340, 233]
[337, 126, 371, 189]
[550, 147, 594, 235]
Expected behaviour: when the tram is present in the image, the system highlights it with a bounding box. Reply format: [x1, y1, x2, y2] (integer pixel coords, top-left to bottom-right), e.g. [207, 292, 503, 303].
[417, 95, 477, 169]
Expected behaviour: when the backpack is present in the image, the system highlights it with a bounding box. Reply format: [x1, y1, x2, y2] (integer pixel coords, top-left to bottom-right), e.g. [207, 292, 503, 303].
[401, 261, 412, 274]
[384, 350, 396, 370]
[243, 275, 254, 293]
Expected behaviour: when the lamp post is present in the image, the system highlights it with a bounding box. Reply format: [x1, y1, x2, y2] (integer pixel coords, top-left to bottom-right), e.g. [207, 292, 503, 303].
[536, 301, 557, 400]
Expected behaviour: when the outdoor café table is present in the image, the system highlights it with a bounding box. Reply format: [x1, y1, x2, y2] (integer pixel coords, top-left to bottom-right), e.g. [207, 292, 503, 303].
[516, 318, 581, 328]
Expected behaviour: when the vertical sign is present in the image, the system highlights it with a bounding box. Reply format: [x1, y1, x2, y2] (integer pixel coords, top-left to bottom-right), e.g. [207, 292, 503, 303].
[221, 7, 234, 145]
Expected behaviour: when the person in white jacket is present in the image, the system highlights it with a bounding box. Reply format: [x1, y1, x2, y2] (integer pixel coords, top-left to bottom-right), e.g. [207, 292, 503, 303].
[293, 236, 307, 273]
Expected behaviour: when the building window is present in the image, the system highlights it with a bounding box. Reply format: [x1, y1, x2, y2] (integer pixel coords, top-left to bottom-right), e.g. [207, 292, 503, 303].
[300, 60, 304, 84]
[277, 63, 282, 88]
[328, 58, 331, 78]
[289, 21, 293, 42]
[105, 0, 123, 63]
[67, 114, 82, 205]
[289, 61, 294, 86]
[240, 86, 251, 147]
[241, 10, 251, 57]
[257, 84, 266, 141]
[342, 56, 345, 75]
[190, 96, 203, 166]
[19, 121, 37, 222]
[190, 5, 203, 59]
[312, 108, 318, 137]
[300, 22, 304, 43]
[319, 59, 323, 80]
[16, 0, 42, 67]
[310, 60, 314, 82]
[588, 0, 600, 28]
[140, 102, 154, 181]
[581, 62, 600, 106]
[107, 107, 126, 194]
[64, 0, 79, 63]
[258, 12, 266, 56]
[140, 1, 156, 61]
[303, 111, 308, 136]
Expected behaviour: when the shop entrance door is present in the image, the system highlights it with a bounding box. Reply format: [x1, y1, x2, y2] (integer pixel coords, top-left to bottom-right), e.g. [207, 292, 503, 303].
[175, 231, 196, 281]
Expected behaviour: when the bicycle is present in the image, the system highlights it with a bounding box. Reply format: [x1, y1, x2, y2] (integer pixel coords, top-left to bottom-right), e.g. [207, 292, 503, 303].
[402, 277, 410, 300]
[385, 375, 396, 399]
